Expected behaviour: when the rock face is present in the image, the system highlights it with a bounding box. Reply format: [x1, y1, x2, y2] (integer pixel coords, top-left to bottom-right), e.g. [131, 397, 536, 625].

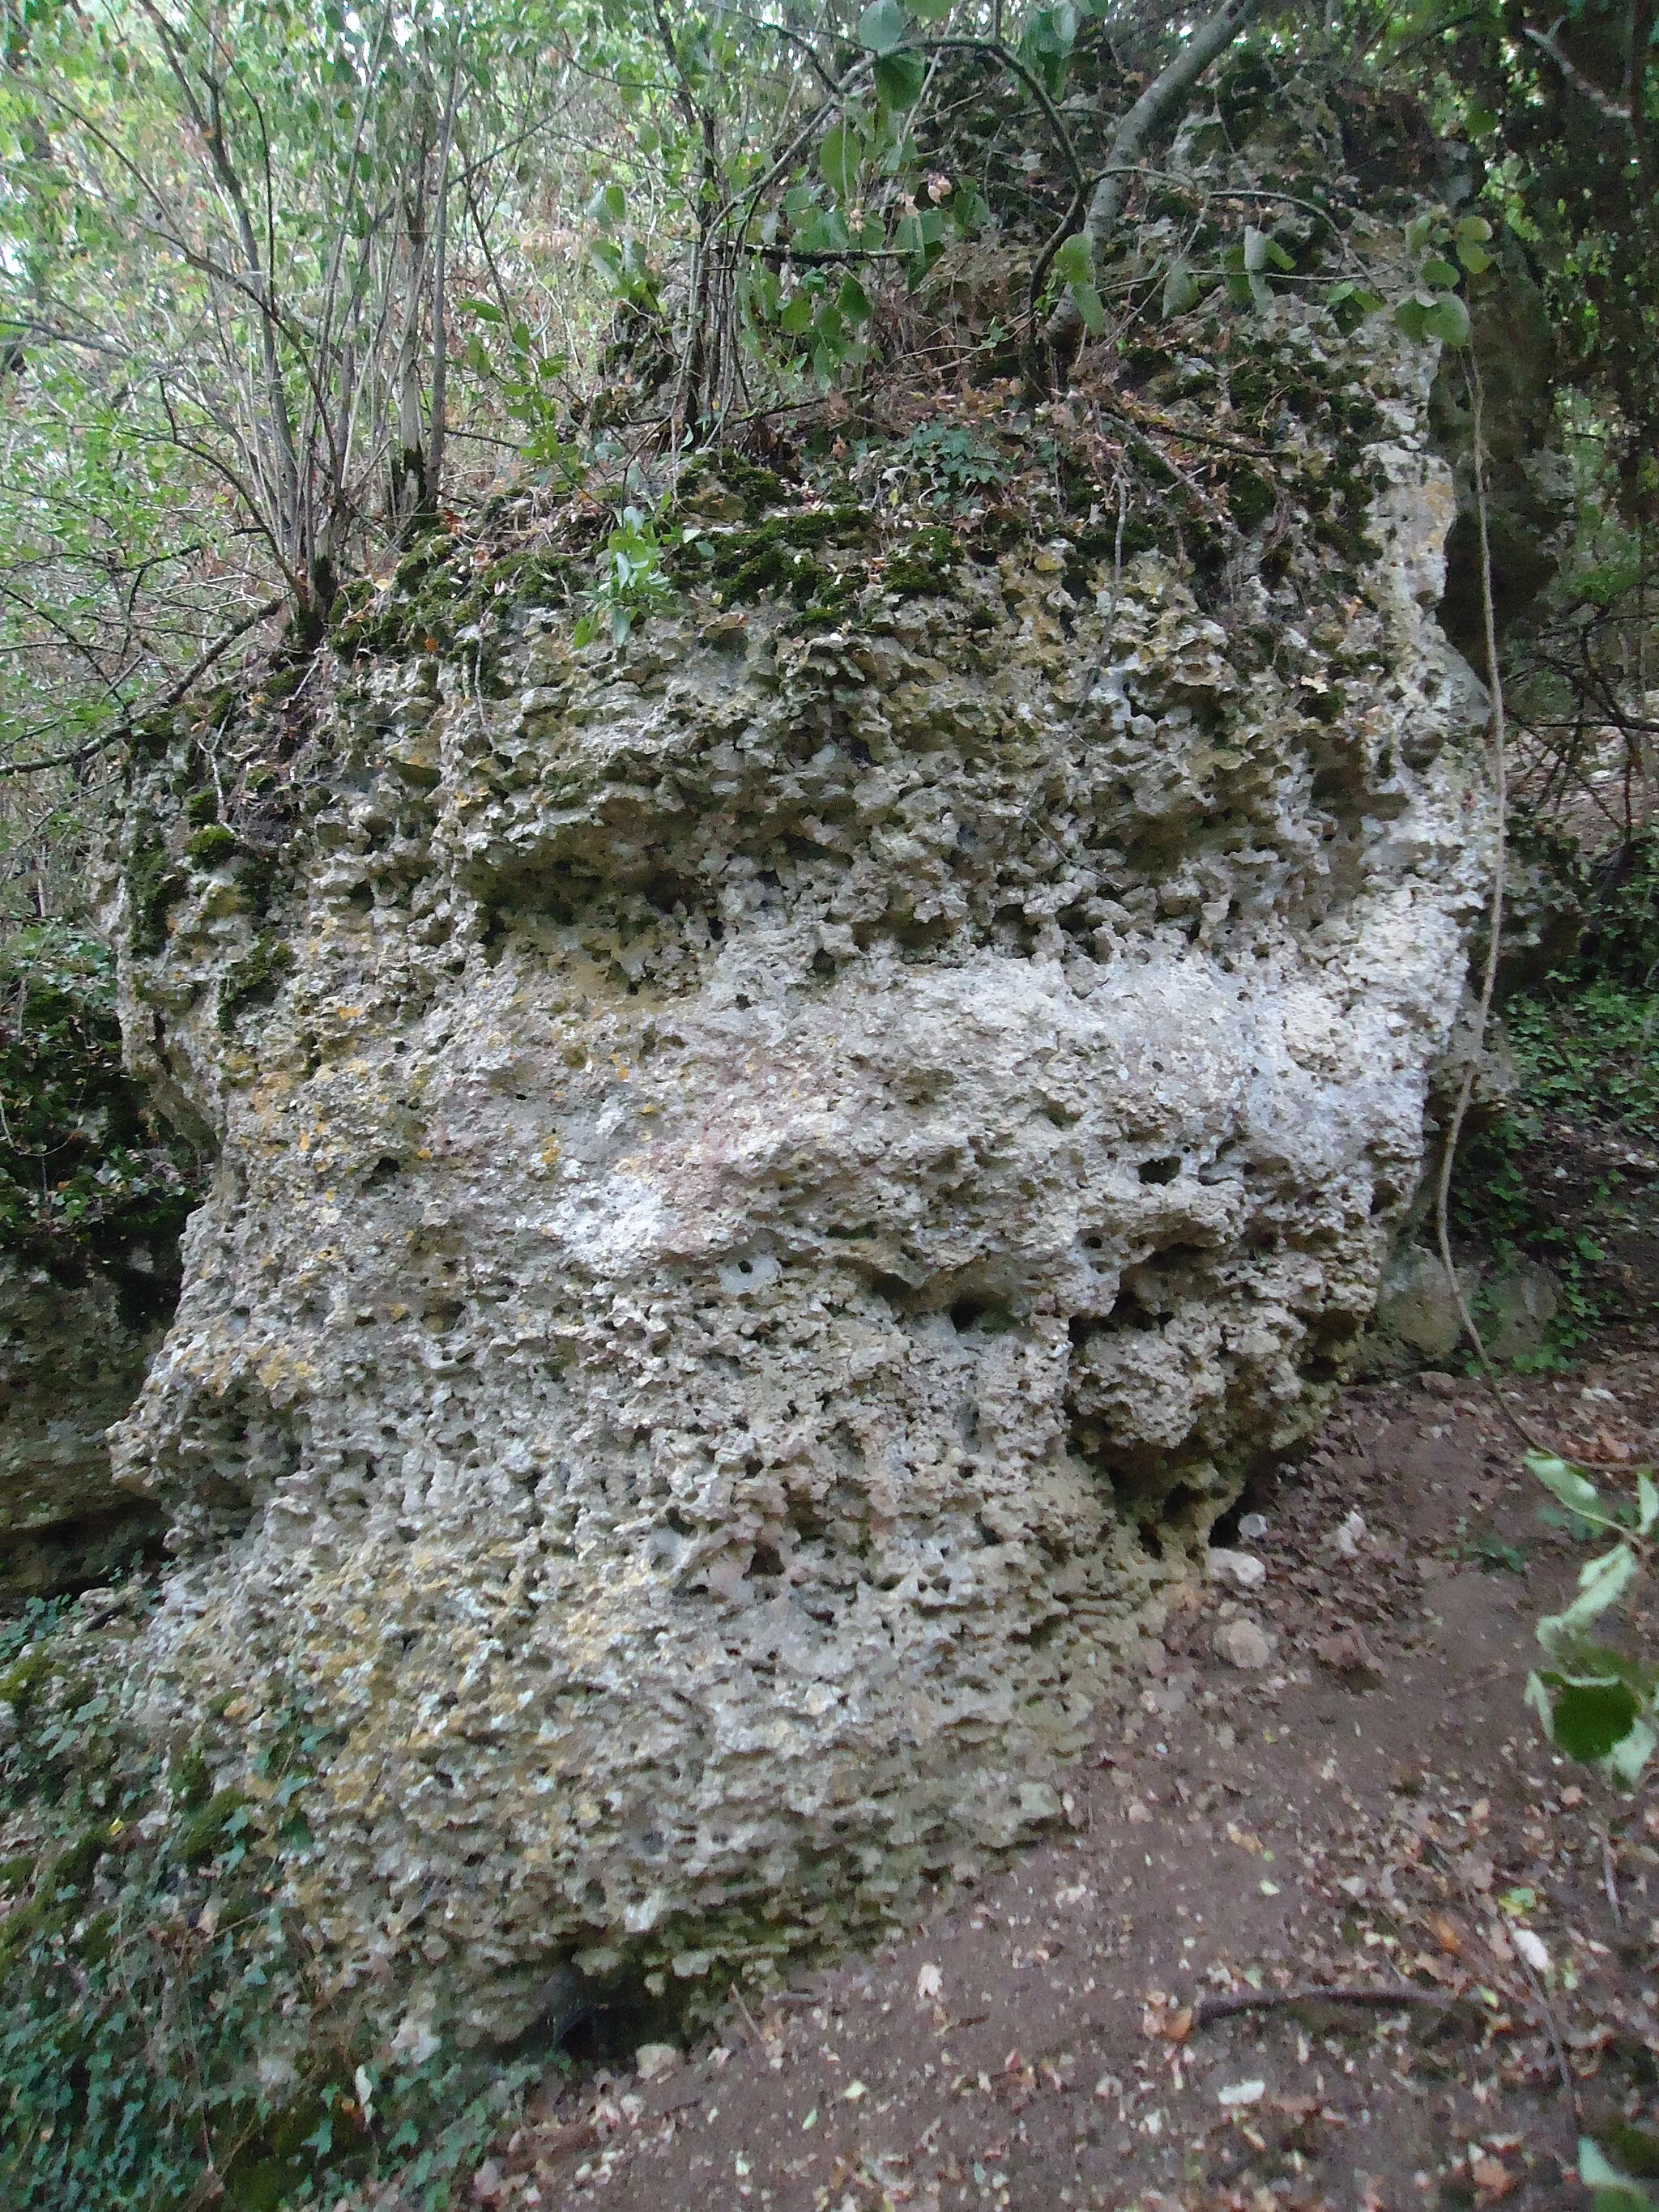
[104, 305, 1491, 2040]
[0, 1256, 168, 1597]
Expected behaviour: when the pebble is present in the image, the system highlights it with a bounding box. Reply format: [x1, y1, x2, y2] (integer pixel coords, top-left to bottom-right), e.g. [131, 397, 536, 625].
[1208, 1547, 1266, 1591]
[1212, 1618, 1273, 1669]
[635, 2041, 682, 2083]
[1237, 1512, 1270, 1541]
[1332, 1510, 1367, 1558]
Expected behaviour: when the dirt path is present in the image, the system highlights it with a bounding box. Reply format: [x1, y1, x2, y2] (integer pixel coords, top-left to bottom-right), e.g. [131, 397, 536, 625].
[461, 1360, 1659, 2212]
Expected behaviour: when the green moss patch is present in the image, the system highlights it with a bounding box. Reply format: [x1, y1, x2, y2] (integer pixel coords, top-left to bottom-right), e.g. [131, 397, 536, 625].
[186, 824, 239, 870]
[218, 937, 296, 1034]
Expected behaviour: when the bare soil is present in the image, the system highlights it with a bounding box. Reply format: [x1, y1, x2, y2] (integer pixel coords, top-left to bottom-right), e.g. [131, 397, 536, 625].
[456, 1355, 1659, 2212]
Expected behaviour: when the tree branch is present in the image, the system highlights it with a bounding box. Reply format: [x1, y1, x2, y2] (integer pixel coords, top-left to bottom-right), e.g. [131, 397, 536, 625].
[1043, 0, 1262, 378]
[1524, 20, 1636, 129]
[0, 596, 286, 782]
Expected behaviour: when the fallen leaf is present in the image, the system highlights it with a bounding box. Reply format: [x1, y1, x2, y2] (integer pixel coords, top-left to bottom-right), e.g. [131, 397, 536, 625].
[1428, 1912, 1465, 1957]
[1471, 2155, 1516, 2199]
[916, 1962, 944, 2005]
[1218, 2079, 1266, 2108]
[1512, 1928, 1551, 1976]
[1141, 1995, 1192, 2043]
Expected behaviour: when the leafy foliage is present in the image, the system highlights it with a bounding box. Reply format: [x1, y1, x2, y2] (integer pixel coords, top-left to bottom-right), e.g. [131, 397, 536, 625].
[0, 923, 199, 1264]
[0, 1596, 540, 2210]
[1525, 1452, 1655, 1781]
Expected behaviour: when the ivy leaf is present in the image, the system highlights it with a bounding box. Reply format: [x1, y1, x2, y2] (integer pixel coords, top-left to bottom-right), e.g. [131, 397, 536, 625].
[858, 0, 909, 54]
[875, 48, 927, 109]
[1162, 260, 1201, 318]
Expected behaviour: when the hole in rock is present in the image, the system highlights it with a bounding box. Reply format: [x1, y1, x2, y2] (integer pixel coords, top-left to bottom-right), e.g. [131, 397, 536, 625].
[1099, 1285, 1158, 1332]
[365, 1154, 403, 1187]
[1137, 1155, 1183, 1185]
[948, 1294, 1017, 1335]
[750, 1543, 785, 1578]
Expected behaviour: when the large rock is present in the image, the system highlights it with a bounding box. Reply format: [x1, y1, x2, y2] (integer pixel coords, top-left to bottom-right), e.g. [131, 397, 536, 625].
[102, 303, 1491, 2039]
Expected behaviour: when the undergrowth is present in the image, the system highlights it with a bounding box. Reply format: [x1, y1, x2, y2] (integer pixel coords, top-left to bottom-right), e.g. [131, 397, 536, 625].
[0, 924, 200, 1267]
[1455, 976, 1659, 1364]
[0, 1591, 539, 2210]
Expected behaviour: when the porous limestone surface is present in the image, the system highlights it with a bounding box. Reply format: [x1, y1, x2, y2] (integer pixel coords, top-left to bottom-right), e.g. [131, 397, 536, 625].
[104, 318, 1491, 2041]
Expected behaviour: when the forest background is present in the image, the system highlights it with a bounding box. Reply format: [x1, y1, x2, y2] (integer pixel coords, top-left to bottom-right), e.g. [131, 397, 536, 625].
[4, 0, 1659, 2205]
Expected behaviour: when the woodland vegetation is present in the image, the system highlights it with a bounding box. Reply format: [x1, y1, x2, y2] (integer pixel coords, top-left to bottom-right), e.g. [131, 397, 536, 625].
[3, 1, 1659, 2206]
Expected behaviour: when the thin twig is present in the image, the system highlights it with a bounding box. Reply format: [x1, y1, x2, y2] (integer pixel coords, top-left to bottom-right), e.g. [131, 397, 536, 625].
[1513, 1941, 1583, 2129]
[1432, 362, 1633, 1473]
[0, 595, 286, 782]
[1601, 1829, 1623, 1928]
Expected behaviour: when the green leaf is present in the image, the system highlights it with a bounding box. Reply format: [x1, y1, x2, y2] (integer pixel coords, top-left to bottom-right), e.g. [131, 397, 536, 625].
[1581, 2141, 1659, 2212]
[837, 274, 872, 324]
[1394, 295, 1431, 343]
[875, 48, 927, 109]
[819, 123, 859, 198]
[1455, 214, 1495, 243]
[1540, 1541, 1640, 1643]
[1640, 1471, 1658, 1536]
[858, 0, 908, 54]
[1420, 254, 1461, 288]
[1053, 234, 1094, 288]
[1405, 213, 1435, 255]
[1162, 261, 1201, 318]
[779, 292, 816, 335]
[1529, 1455, 1602, 1518]
[1068, 281, 1105, 335]
[1457, 241, 1493, 275]
[458, 296, 504, 323]
[1422, 292, 1472, 346]
[1546, 1675, 1642, 1761]
[600, 182, 625, 229]
[1607, 1716, 1657, 1784]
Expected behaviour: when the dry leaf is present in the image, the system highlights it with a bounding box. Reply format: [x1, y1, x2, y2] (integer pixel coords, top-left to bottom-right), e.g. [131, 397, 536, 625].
[1429, 1912, 1465, 1956]
[1471, 2155, 1516, 2199]
[915, 1962, 944, 2005]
